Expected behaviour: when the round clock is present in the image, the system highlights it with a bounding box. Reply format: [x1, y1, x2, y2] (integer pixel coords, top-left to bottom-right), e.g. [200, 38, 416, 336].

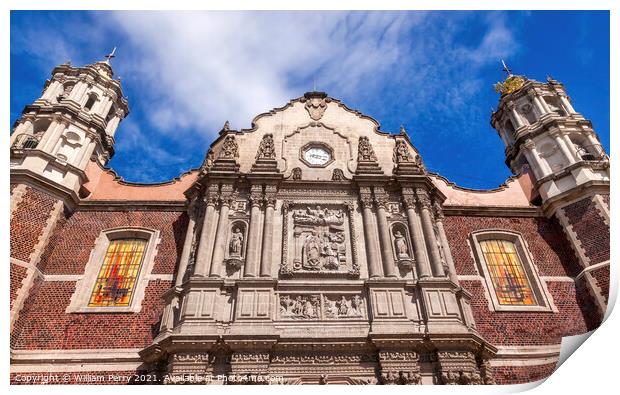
[304, 147, 331, 166]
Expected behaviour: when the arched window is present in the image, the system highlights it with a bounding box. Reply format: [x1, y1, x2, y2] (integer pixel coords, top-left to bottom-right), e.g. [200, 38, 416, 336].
[478, 239, 535, 305]
[84, 92, 98, 112]
[88, 238, 147, 307]
[67, 228, 160, 313]
[470, 230, 553, 312]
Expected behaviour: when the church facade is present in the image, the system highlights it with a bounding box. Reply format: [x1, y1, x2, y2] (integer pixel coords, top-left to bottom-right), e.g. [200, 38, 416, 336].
[9, 57, 610, 385]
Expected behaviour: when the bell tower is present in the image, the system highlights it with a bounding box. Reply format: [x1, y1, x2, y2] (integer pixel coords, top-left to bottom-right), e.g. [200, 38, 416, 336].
[10, 48, 129, 204]
[491, 61, 610, 317]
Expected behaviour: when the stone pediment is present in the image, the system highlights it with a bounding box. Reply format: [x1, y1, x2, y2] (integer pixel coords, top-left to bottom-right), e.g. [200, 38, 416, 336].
[205, 92, 422, 180]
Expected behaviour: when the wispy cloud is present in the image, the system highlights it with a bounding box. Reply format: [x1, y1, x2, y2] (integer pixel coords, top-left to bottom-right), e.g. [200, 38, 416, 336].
[11, 11, 524, 185]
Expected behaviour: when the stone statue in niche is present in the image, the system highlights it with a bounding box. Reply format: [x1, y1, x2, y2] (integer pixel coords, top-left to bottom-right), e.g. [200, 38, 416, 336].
[393, 227, 415, 269]
[229, 227, 244, 257]
[394, 231, 410, 258]
[292, 206, 347, 272]
[225, 226, 245, 274]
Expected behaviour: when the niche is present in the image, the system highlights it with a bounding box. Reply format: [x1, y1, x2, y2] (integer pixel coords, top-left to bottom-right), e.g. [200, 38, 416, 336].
[225, 220, 248, 275]
[390, 222, 415, 270]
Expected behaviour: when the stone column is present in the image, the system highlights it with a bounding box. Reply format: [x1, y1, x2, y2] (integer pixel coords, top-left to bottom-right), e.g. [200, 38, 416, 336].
[416, 189, 445, 277]
[69, 81, 88, 103]
[360, 187, 382, 278]
[508, 102, 524, 129]
[402, 188, 431, 278]
[244, 184, 263, 277]
[529, 93, 547, 117]
[193, 185, 219, 276]
[210, 184, 234, 277]
[539, 95, 552, 113]
[559, 94, 576, 114]
[523, 139, 552, 177]
[374, 187, 397, 278]
[433, 202, 458, 285]
[175, 199, 198, 286]
[41, 80, 61, 101]
[43, 122, 68, 154]
[550, 128, 576, 165]
[260, 185, 277, 277]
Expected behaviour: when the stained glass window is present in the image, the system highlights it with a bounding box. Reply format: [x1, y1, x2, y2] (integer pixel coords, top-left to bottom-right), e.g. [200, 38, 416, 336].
[88, 238, 147, 307]
[479, 239, 536, 306]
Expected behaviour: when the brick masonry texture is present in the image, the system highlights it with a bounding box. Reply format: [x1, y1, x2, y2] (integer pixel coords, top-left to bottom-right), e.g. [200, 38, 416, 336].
[38, 210, 188, 275]
[10, 186, 57, 262]
[10, 263, 28, 307]
[563, 197, 610, 264]
[11, 280, 170, 350]
[442, 215, 582, 277]
[10, 370, 147, 385]
[589, 265, 610, 305]
[491, 363, 557, 384]
[460, 280, 596, 346]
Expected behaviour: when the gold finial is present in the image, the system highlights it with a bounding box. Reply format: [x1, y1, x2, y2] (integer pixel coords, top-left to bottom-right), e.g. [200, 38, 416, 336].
[494, 59, 525, 95]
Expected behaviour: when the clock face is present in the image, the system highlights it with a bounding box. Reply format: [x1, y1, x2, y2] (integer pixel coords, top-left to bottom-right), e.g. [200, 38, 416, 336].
[304, 147, 331, 166]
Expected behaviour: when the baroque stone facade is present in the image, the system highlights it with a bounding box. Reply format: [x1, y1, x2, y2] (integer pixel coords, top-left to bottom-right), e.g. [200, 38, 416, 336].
[9, 59, 610, 385]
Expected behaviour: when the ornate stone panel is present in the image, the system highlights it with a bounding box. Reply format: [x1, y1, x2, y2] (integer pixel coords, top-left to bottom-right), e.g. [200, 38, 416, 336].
[280, 202, 359, 277]
[277, 292, 366, 320]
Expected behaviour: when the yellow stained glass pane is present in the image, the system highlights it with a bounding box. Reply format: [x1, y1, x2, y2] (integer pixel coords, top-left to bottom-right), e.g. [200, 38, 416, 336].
[480, 239, 536, 306]
[88, 239, 147, 307]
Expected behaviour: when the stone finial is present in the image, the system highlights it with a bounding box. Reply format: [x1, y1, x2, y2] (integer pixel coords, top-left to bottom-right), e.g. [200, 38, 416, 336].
[358, 136, 377, 162]
[256, 133, 276, 160]
[218, 135, 238, 160]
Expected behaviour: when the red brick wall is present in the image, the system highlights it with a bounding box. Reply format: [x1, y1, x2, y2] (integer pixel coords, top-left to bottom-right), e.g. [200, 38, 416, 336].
[10, 263, 28, 307]
[443, 215, 597, 346]
[461, 280, 593, 346]
[443, 215, 582, 277]
[589, 265, 610, 305]
[491, 363, 556, 384]
[11, 280, 170, 350]
[38, 211, 188, 275]
[10, 186, 57, 262]
[562, 197, 610, 265]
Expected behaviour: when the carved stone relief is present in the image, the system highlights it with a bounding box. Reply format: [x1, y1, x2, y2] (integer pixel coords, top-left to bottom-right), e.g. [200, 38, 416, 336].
[278, 293, 366, 320]
[280, 203, 357, 276]
[391, 223, 415, 269]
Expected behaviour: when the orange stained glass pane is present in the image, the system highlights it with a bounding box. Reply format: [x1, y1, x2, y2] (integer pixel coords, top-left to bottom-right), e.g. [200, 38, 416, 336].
[480, 239, 536, 306]
[88, 238, 147, 307]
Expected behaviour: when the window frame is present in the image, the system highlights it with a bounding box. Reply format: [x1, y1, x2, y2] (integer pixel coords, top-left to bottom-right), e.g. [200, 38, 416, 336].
[67, 227, 160, 313]
[470, 230, 554, 312]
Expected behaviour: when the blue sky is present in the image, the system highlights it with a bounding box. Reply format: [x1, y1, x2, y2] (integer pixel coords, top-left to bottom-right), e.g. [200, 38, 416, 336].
[10, 11, 610, 189]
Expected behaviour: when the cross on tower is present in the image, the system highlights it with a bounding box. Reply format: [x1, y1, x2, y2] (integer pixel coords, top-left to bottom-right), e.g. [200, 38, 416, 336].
[104, 47, 117, 64]
[501, 59, 513, 77]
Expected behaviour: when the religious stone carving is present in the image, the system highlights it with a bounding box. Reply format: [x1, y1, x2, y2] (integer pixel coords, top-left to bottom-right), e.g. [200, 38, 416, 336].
[331, 168, 346, 181]
[278, 293, 365, 320]
[291, 167, 302, 180]
[279, 295, 320, 319]
[358, 136, 377, 162]
[323, 295, 365, 318]
[218, 135, 239, 160]
[288, 206, 348, 272]
[256, 133, 276, 160]
[394, 140, 413, 163]
[302, 92, 329, 121]
[381, 371, 422, 385]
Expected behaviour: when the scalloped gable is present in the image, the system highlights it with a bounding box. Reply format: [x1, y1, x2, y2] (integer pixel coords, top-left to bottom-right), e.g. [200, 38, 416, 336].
[83, 160, 198, 201]
[430, 171, 536, 207]
[211, 93, 417, 177]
